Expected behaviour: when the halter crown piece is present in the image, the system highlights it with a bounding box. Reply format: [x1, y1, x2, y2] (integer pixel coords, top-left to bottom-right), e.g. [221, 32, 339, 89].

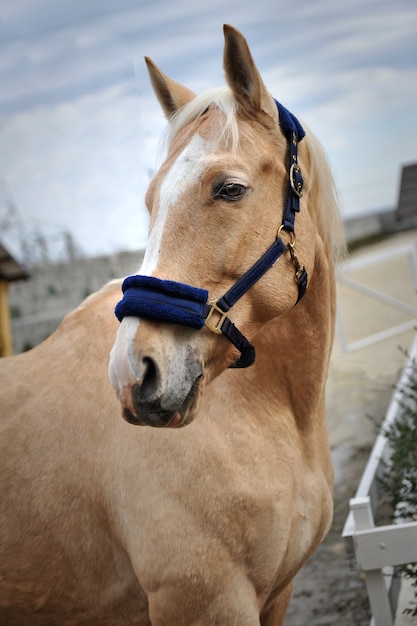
[115, 100, 308, 368]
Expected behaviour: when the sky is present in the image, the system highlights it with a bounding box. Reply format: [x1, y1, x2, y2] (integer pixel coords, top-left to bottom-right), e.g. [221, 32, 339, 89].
[0, 0, 417, 260]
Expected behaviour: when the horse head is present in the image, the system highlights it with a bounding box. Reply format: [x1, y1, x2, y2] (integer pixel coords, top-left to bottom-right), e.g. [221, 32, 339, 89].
[109, 25, 329, 428]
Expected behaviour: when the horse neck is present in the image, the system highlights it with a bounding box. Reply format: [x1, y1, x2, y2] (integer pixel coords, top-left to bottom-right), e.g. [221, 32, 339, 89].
[251, 238, 336, 432]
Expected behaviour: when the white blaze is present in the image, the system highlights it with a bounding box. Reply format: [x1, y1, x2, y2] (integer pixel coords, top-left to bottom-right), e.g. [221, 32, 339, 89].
[109, 133, 210, 392]
[140, 133, 210, 275]
[109, 317, 140, 390]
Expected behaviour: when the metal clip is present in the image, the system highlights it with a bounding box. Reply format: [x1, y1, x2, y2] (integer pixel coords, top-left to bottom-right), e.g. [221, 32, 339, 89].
[287, 239, 305, 284]
[205, 301, 228, 334]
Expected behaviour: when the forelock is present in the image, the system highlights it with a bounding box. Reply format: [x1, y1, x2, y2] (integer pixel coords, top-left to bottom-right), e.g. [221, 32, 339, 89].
[165, 86, 240, 151]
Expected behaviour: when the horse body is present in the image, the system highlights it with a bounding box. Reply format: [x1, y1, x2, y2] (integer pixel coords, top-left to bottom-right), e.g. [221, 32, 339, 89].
[0, 285, 145, 625]
[0, 278, 333, 625]
[0, 25, 343, 625]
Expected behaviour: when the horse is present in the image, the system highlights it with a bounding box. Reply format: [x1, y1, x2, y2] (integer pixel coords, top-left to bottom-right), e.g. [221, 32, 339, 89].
[0, 24, 344, 625]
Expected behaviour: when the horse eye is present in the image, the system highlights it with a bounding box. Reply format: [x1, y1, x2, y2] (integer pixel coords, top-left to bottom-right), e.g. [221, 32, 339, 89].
[213, 182, 247, 201]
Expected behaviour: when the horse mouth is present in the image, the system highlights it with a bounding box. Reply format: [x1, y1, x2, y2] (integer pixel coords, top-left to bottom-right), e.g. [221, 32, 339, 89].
[123, 374, 204, 428]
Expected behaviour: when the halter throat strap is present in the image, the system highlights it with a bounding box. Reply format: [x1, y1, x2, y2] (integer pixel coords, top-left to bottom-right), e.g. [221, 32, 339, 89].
[115, 99, 308, 368]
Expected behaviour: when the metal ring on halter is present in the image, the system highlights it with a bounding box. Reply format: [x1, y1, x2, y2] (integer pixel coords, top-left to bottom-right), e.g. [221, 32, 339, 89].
[276, 224, 296, 247]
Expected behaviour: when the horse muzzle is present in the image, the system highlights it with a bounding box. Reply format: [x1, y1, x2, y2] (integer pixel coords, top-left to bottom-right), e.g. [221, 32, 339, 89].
[123, 370, 204, 428]
[109, 319, 205, 428]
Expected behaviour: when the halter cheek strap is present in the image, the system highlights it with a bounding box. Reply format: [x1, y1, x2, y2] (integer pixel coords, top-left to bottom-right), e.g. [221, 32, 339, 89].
[115, 100, 308, 368]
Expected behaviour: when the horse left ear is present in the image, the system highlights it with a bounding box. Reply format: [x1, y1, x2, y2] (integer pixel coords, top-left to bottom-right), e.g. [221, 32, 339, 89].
[223, 24, 277, 123]
[145, 57, 197, 119]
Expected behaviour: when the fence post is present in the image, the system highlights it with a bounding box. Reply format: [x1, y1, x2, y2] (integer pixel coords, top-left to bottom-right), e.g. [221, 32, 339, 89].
[350, 497, 394, 626]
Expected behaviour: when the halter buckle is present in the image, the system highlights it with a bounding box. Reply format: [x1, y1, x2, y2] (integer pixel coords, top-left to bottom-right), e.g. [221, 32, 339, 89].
[290, 163, 303, 198]
[205, 301, 228, 334]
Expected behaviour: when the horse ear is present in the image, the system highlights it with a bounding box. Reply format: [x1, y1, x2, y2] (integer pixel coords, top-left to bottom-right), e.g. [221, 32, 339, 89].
[145, 57, 197, 119]
[223, 25, 277, 122]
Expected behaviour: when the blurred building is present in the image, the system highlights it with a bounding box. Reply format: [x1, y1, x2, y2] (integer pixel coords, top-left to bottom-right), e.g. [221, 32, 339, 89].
[397, 162, 417, 222]
[344, 161, 417, 245]
[9, 249, 143, 354]
[0, 242, 29, 356]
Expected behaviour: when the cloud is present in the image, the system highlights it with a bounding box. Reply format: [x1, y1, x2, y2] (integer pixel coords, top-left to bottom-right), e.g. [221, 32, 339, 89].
[1, 0, 417, 258]
[1, 84, 160, 255]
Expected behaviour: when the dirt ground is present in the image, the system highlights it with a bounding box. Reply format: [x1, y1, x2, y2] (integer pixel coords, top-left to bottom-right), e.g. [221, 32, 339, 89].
[285, 363, 399, 626]
[284, 361, 395, 626]
[285, 444, 374, 625]
[284, 230, 417, 625]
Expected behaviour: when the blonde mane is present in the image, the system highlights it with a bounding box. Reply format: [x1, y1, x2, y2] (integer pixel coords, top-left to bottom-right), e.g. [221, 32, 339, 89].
[303, 128, 346, 261]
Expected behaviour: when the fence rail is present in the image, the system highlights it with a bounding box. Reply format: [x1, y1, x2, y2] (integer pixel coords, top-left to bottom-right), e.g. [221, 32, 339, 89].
[342, 334, 417, 625]
[336, 242, 417, 353]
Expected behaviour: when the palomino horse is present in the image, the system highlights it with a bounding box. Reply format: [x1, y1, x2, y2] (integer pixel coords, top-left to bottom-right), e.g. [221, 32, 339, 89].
[0, 25, 344, 625]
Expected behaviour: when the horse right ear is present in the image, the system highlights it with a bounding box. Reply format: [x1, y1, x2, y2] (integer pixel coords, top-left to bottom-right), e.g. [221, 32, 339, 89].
[145, 57, 196, 119]
[223, 24, 277, 124]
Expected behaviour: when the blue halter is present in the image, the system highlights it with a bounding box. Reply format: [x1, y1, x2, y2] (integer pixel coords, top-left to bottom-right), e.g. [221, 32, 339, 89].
[115, 100, 307, 368]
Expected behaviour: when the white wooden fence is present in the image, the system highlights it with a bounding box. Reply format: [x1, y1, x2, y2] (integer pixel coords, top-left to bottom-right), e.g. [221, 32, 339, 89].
[342, 334, 417, 625]
[336, 242, 417, 353]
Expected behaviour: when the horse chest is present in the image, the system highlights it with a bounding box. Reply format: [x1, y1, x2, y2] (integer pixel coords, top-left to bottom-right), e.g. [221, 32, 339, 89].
[122, 436, 331, 607]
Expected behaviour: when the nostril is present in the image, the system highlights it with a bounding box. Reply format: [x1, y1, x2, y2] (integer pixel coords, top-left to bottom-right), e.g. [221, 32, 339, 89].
[140, 357, 160, 403]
